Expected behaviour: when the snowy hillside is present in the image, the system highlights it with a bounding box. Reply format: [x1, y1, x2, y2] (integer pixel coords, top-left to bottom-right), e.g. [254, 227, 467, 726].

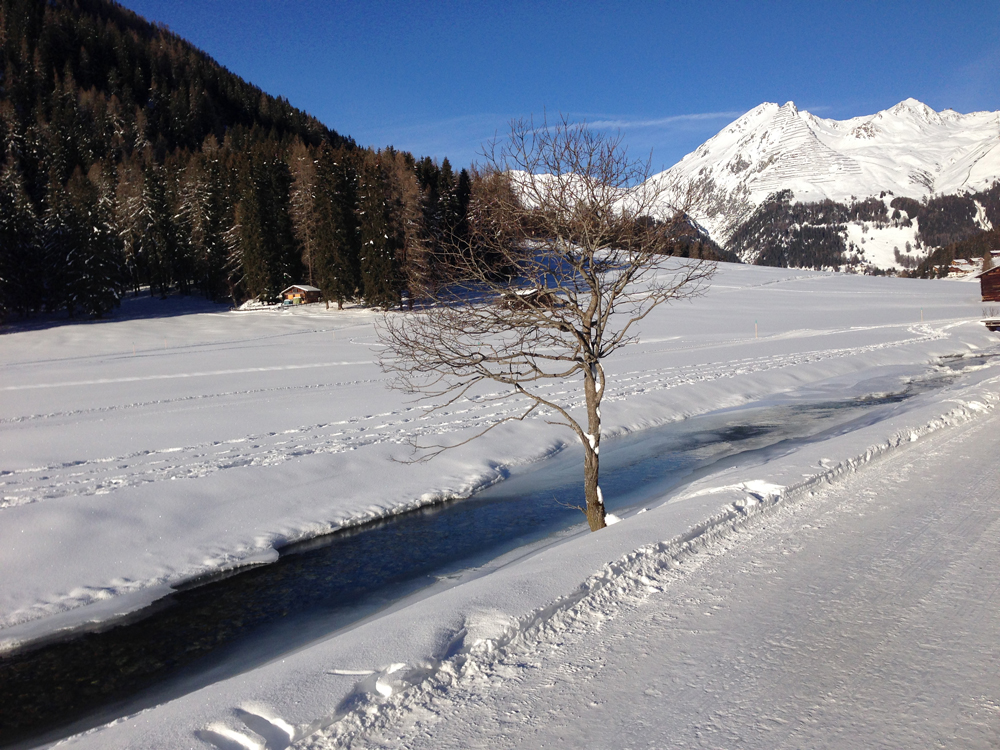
[656, 99, 1000, 269]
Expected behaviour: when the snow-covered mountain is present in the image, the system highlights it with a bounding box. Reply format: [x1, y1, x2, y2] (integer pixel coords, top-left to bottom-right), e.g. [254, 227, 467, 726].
[656, 99, 1000, 269]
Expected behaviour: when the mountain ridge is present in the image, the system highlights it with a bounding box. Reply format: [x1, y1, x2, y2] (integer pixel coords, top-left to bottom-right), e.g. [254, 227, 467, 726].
[657, 99, 1000, 270]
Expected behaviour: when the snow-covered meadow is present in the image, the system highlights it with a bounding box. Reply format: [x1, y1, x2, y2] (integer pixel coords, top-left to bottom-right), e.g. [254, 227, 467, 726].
[2, 263, 999, 748]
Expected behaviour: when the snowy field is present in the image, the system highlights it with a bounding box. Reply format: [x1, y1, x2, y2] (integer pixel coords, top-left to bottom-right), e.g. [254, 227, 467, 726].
[2, 263, 999, 748]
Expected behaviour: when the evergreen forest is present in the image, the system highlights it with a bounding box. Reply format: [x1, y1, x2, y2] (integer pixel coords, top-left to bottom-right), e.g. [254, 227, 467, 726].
[0, 0, 473, 320]
[727, 185, 1000, 272]
[5, 0, 993, 321]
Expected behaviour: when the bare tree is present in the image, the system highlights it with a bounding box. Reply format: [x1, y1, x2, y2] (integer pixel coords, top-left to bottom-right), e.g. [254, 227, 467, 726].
[378, 118, 715, 531]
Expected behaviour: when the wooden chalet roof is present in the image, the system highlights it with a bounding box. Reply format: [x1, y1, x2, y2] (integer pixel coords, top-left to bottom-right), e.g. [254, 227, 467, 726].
[280, 285, 321, 294]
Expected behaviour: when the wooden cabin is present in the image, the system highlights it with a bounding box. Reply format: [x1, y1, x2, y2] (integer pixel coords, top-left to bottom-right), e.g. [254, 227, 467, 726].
[280, 285, 322, 305]
[980, 266, 1000, 302]
[500, 288, 561, 310]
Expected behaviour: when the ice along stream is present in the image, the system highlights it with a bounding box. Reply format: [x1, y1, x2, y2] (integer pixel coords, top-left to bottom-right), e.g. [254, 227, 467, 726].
[0, 360, 987, 748]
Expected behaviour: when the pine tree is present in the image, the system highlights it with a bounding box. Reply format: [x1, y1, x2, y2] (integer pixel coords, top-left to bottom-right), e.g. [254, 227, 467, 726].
[412, 157, 473, 292]
[383, 149, 427, 308]
[41, 171, 80, 315]
[358, 151, 402, 309]
[114, 154, 145, 294]
[438, 157, 458, 232]
[232, 155, 270, 301]
[313, 144, 360, 309]
[140, 160, 177, 298]
[0, 156, 40, 319]
[232, 142, 301, 301]
[63, 163, 125, 316]
[165, 150, 196, 294]
[193, 138, 232, 301]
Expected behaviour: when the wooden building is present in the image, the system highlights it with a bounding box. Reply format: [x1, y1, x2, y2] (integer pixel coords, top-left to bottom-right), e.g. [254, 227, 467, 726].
[980, 266, 1000, 302]
[500, 288, 561, 310]
[280, 285, 322, 305]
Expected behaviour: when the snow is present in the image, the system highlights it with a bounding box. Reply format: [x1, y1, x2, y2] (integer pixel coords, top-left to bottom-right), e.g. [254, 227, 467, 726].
[280, 285, 321, 294]
[328, 408, 1000, 749]
[843, 220, 922, 269]
[2, 265, 999, 747]
[655, 98, 1000, 260]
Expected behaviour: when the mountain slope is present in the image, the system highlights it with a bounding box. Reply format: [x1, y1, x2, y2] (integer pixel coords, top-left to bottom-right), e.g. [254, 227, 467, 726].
[658, 99, 1000, 270]
[0, 0, 474, 320]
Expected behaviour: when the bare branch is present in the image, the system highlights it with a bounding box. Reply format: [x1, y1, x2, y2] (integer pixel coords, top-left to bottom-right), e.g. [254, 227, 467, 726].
[378, 116, 717, 531]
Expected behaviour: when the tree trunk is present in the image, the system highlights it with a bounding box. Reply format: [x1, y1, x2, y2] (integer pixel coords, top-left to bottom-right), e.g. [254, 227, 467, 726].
[583, 362, 606, 531]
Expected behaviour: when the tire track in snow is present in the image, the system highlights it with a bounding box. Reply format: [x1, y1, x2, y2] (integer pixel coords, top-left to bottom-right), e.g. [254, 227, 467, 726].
[0, 324, 951, 509]
[0, 360, 370, 392]
[0, 379, 387, 426]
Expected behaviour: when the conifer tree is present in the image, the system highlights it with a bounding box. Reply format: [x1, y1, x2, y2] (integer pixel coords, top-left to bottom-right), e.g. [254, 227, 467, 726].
[313, 144, 360, 309]
[414, 157, 447, 287]
[114, 154, 145, 294]
[188, 139, 231, 301]
[0, 156, 39, 319]
[232, 157, 270, 301]
[233, 143, 301, 301]
[140, 160, 177, 298]
[165, 151, 196, 294]
[358, 151, 402, 309]
[437, 157, 458, 232]
[63, 164, 125, 316]
[383, 149, 428, 307]
[40, 171, 79, 315]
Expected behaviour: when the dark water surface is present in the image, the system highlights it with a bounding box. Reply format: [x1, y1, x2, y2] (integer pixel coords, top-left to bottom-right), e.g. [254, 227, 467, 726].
[0, 377, 951, 747]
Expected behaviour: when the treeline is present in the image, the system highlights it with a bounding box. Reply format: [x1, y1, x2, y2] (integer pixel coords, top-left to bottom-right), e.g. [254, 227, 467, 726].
[726, 184, 1000, 271]
[664, 218, 736, 262]
[890, 184, 1000, 250]
[909, 229, 1000, 278]
[0, 0, 474, 320]
[727, 191, 852, 269]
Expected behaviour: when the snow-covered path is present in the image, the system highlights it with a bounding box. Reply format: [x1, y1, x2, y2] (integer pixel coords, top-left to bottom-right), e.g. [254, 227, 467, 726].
[319, 403, 1000, 749]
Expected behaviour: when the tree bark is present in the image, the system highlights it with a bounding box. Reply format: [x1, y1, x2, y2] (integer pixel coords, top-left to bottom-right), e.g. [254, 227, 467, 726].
[583, 362, 606, 531]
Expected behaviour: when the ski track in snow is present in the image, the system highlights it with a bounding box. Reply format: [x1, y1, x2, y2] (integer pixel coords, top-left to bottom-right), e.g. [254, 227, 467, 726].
[184, 385, 999, 750]
[0, 323, 947, 509]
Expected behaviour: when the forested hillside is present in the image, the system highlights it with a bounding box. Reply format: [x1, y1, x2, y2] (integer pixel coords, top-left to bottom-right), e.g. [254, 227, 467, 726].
[723, 184, 1000, 272]
[0, 0, 473, 319]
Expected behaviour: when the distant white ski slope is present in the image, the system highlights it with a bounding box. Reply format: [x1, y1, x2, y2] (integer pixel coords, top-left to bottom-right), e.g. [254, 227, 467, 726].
[41, 265, 1000, 750]
[656, 98, 1000, 245]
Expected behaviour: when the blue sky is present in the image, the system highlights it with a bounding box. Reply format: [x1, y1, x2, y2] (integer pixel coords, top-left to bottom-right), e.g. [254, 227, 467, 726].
[118, 1, 1000, 172]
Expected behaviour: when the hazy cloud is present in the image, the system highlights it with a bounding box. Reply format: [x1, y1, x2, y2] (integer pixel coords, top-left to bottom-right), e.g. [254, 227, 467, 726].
[583, 111, 745, 130]
[357, 110, 753, 170]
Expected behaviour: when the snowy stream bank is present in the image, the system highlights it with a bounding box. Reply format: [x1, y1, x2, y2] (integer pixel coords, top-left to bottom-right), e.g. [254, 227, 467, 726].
[0, 373, 966, 746]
